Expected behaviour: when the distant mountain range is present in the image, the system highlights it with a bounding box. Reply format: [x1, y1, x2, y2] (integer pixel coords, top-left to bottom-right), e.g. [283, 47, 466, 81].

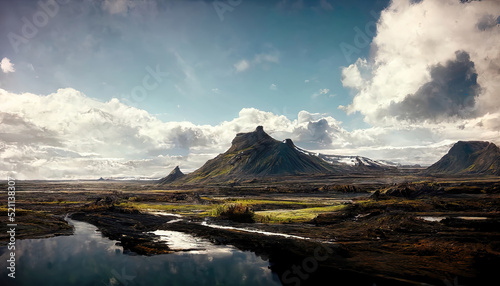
[159, 126, 395, 184]
[158, 128, 500, 185]
[425, 141, 500, 176]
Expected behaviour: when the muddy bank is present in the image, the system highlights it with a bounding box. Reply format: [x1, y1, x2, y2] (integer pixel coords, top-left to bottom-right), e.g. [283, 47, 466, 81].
[0, 211, 72, 243]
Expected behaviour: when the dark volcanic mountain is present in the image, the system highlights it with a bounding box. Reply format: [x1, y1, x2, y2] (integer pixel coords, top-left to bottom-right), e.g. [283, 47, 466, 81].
[164, 126, 393, 185]
[158, 166, 185, 184]
[426, 141, 500, 175]
[180, 126, 339, 184]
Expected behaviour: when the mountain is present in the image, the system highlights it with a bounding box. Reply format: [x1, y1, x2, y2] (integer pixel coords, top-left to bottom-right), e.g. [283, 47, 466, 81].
[158, 166, 185, 184]
[426, 141, 500, 175]
[164, 126, 393, 185]
[298, 148, 398, 171]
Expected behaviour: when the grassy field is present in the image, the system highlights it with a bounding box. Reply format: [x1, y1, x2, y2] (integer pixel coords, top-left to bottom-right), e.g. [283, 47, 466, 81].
[255, 204, 348, 223]
[117, 201, 214, 215]
[117, 197, 348, 223]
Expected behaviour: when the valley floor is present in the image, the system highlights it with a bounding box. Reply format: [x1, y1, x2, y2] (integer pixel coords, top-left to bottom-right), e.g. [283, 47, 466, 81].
[1, 176, 499, 286]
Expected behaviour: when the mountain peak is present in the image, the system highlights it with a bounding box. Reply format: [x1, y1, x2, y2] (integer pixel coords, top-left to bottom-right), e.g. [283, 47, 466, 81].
[229, 126, 277, 152]
[283, 138, 295, 147]
[426, 141, 500, 175]
[158, 166, 185, 185]
[171, 126, 342, 184]
[170, 166, 182, 174]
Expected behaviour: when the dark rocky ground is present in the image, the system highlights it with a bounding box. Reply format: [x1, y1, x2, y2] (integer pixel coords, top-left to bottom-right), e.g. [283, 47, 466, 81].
[1, 176, 499, 286]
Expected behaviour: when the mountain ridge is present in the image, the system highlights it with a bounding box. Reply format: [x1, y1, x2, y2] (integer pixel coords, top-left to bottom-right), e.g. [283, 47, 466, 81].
[425, 141, 500, 176]
[160, 126, 394, 185]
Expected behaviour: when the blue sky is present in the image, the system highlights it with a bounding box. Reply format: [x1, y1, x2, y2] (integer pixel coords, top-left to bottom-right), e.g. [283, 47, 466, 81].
[1, 0, 499, 179]
[0, 0, 388, 128]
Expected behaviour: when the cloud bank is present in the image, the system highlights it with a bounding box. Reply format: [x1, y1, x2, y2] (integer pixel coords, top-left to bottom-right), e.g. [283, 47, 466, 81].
[341, 0, 500, 128]
[1, 86, 498, 179]
[0, 88, 343, 179]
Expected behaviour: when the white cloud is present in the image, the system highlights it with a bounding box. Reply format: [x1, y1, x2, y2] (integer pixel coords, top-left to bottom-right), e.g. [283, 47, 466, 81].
[341, 0, 500, 129]
[1, 58, 15, 73]
[234, 59, 250, 72]
[1, 87, 499, 179]
[270, 83, 277, 90]
[304, 79, 310, 83]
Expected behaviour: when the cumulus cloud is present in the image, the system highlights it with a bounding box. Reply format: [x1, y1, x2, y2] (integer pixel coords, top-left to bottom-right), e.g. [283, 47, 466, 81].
[341, 0, 500, 127]
[386, 51, 480, 122]
[1, 58, 15, 73]
[234, 59, 250, 72]
[476, 14, 499, 31]
[1, 86, 499, 179]
[0, 88, 348, 179]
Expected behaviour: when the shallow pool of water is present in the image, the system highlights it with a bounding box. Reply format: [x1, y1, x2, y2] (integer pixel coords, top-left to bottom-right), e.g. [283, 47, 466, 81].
[418, 216, 489, 222]
[0, 218, 281, 286]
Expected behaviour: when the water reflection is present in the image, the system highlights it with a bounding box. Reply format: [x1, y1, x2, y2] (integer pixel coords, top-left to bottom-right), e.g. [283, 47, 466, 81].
[0, 219, 281, 286]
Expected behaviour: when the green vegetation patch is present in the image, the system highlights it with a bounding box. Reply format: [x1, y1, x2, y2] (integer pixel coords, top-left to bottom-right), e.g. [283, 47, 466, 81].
[35, 201, 84, 204]
[224, 198, 314, 206]
[255, 204, 348, 223]
[209, 203, 255, 223]
[118, 202, 213, 215]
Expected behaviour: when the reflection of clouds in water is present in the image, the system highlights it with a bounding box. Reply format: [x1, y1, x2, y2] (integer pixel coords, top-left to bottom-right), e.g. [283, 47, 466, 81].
[0, 219, 280, 286]
[11, 219, 122, 270]
[137, 251, 277, 285]
[152, 230, 237, 257]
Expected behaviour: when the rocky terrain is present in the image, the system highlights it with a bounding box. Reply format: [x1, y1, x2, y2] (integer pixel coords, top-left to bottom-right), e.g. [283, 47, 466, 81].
[158, 165, 185, 184]
[2, 177, 499, 286]
[161, 126, 397, 185]
[426, 141, 500, 175]
[2, 130, 500, 285]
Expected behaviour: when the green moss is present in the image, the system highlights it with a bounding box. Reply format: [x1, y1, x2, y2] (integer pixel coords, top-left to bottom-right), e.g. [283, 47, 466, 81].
[208, 203, 255, 222]
[35, 201, 83, 204]
[223, 146, 255, 158]
[118, 202, 213, 215]
[223, 198, 320, 207]
[254, 204, 347, 223]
